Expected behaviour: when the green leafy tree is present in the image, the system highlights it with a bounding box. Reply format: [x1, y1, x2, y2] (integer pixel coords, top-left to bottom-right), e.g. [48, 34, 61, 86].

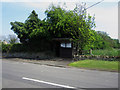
[10, 10, 42, 44]
[10, 21, 26, 43]
[10, 4, 96, 54]
[91, 31, 120, 49]
[113, 39, 120, 48]
[45, 5, 67, 38]
[97, 31, 113, 49]
[10, 10, 51, 51]
[45, 4, 96, 54]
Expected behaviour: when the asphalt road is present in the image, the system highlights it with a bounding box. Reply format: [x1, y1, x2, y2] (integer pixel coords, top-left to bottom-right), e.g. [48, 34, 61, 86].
[2, 59, 118, 89]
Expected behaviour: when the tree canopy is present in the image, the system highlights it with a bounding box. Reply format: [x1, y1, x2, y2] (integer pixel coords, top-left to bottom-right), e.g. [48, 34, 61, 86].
[10, 4, 119, 53]
[44, 4, 96, 52]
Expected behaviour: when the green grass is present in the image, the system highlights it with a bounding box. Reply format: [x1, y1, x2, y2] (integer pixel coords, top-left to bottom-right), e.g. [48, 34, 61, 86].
[69, 60, 118, 71]
[92, 48, 119, 56]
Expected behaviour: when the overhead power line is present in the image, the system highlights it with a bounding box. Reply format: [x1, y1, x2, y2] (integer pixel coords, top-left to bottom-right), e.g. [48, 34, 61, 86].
[86, 0, 104, 10]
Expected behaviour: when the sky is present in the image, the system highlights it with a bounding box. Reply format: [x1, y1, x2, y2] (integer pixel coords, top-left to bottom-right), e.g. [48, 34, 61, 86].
[0, 0, 119, 40]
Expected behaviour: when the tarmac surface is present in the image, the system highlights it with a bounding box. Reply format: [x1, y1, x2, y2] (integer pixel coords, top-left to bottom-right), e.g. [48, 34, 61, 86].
[2, 59, 118, 89]
[2, 58, 73, 68]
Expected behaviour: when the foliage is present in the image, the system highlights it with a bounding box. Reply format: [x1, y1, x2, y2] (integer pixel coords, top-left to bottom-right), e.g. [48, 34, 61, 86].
[86, 31, 120, 50]
[92, 48, 119, 56]
[10, 4, 96, 50]
[112, 39, 120, 48]
[10, 10, 46, 44]
[95, 31, 120, 49]
[1, 42, 53, 53]
[1, 43, 12, 52]
[45, 4, 96, 53]
[1, 43, 27, 53]
[69, 60, 118, 71]
[10, 4, 119, 54]
[10, 43, 29, 52]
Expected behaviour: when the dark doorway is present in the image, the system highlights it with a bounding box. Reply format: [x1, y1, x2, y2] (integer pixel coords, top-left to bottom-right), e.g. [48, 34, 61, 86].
[55, 41, 60, 57]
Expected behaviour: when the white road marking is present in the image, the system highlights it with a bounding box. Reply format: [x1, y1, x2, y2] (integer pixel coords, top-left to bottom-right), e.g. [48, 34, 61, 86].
[22, 77, 76, 89]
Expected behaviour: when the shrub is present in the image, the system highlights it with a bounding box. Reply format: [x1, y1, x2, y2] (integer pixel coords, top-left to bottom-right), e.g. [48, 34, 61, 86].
[2, 43, 12, 52]
[9, 43, 28, 52]
[92, 48, 119, 56]
[2, 42, 53, 53]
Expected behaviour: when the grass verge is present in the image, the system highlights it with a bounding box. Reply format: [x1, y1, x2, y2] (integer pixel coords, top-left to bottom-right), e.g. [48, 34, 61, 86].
[69, 60, 118, 71]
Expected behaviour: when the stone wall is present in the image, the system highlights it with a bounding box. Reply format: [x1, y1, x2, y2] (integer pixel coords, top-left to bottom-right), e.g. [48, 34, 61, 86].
[2, 52, 120, 61]
[73, 55, 120, 61]
[2, 52, 55, 60]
